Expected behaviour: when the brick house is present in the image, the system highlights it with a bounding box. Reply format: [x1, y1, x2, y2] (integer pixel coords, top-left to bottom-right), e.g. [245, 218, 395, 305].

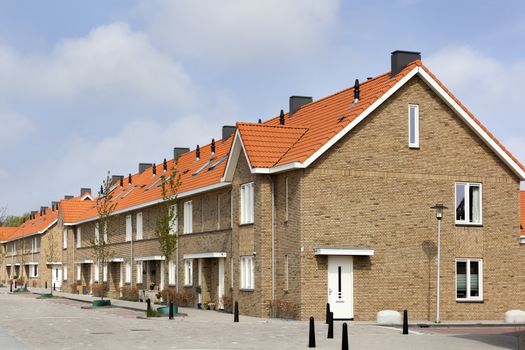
[2, 51, 525, 321]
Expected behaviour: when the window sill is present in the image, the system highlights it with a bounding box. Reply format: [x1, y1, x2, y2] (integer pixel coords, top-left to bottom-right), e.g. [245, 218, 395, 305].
[239, 223, 254, 227]
[239, 288, 255, 292]
[408, 146, 420, 149]
[184, 285, 193, 288]
[456, 299, 483, 303]
[455, 223, 483, 227]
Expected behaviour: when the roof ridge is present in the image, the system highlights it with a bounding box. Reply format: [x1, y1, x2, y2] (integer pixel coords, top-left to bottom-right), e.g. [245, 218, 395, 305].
[237, 122, 308, 131]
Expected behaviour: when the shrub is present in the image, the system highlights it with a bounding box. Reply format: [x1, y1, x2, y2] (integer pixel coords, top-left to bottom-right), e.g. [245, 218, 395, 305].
[91, 283, 107, 298]
[121, 286, 139, 301]
[266, 299, 299, 320]
[160, 289, 193, 306]
[222, 296, 233, 313]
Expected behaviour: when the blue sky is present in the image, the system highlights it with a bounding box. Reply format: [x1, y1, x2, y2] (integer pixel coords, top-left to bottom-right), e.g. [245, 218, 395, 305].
[1, 0, 525, 214]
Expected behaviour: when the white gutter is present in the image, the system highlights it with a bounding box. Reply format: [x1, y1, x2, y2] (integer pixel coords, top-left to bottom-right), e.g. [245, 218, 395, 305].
[66, 182, 231, 226]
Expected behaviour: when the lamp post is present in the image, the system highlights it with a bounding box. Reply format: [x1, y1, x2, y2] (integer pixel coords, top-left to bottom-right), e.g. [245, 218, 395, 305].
[430, 203, 447, 323]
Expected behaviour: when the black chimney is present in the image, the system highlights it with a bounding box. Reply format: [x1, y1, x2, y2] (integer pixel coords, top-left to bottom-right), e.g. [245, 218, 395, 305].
[51, 201, 59, 211]
[279, 109, 285, 125]
[289, 96, 313, 116]
[354, 79, 360, 103]
[128, 173, 132, 184]
[119, 177, 123, 187]
[31, 210, 37, 219]
[100, 185, 103, 195]
[111, 176, 123, 186]
[211, 139, 216, 154]
[173, 147, 190, 160]
[258, 118, 262, 123]
[139, 163, 152, 174]
[40, 206, 48, 215]
[391, 50, 421, 77]
[152, 163, 157, 176]
[196, 145, 200, 160]
[222, 126, 236, 140]
[64, 195, 74, 200]
[80, 188, 91, 197]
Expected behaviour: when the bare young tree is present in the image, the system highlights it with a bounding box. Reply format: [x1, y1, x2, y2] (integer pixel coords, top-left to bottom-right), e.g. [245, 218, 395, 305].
[90, 172, 117, 300]
[154, 160, 181, 302]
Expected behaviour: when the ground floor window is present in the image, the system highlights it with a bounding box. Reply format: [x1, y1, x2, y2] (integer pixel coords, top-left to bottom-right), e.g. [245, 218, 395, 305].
[456, 258, 482, 301]
[63, 265, 68, 281]
[103, 264, 108, 282]
[184, 259, 193, 286]
[28, 265, 38, 278]
[168, 260, 176, 285]
[76, 265, 81, 281]
[136, 261, 143, 284]
[240, 256, 254, 290]
[125, 262, 131, 284]
[94, 264, 99, 282]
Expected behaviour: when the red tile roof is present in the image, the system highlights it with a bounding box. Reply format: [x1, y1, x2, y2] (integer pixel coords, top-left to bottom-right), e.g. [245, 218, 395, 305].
[0, 227, 18, 242]
[1, 207, 58, 242]
[60, 195, 94, 224]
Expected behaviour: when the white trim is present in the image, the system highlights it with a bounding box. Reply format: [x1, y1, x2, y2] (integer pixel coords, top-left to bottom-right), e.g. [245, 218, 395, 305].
[455, 258, 483, 302]
[66, 182, 231, 226]
[134, 255, 165, 261]
[183, 252, 227, 259]
[221, 131, 252, 182]
[25, 262, 38, 265]
[109, 257, 124, 263]
[454, 182, 482, 226]
[75, 259, 94, 264]
[314, 247, 374, 256]
[46, 262, 62, 265]
[408, 104, 419, 148]
[80, 194, 94, 201]
[520, 235, 525, 245]
[38, 219, 58, 234]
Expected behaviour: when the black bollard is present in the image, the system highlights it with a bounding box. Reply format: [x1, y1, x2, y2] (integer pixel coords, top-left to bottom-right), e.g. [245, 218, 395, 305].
[146, 298, 151, 313]
[342, 322, 348, 350]
[327, 311, 334, 339]
[14, 280, 17, 289]
[403, 309, 408, 335]
[169, 301, 174, 320]
[308, 316, 316, 348]
[45, 281, 47, 289]
[234, 301, 239, 322]
[53, 283, 55, 291]
[9, 282, 12, 293]
[325, 303, 330, 324]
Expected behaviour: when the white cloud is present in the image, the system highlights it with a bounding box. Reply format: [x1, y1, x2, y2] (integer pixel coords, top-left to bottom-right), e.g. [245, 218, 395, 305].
[138, 0, 341, 64]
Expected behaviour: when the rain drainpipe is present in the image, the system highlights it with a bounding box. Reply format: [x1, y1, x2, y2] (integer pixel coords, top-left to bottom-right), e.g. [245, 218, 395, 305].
[267, 175, 276, 317]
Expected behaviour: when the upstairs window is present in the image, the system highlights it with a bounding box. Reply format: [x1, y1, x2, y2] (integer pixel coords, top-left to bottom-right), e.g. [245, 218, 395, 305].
[455, 183, 482, 225]
[408, 104, 419, 148]
[184, 201, 193, 234]
[95, 223, 100, 243]
[240, 256, 254, 289]
[125, 215, 132, 242]
[169, 204, 178, 235]
[456, 258, 482, 301]
[240, 182, 254, 225]
[76, 227, 82, 248]
[184, 259, 193, 286]
[136, 212, 143, 240]
[63, 229, 68, 249]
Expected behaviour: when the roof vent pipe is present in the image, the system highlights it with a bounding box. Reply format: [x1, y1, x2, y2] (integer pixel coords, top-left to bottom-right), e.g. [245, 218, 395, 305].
[120, 177, 123, 188]
[354, 79, 360, 103]
[211, 139, 216, 155]
[173, 147, 190, 160]
[391, 50, 421, 77]
[139, 163, 152, 174]
[100, 185, 103, 195]
[258, 118, 262, 123]
[196, 145, 200, 160]
[41, 206, 48, 215]
[222, 126, 236, 140]
[289, 96, 313, 116]
[279, 109, 285, 125]
[128, 173, 132, 184]
[152, 163, 157, 176]
[80, 188, 91, 196]
[163, 158, 167, 172]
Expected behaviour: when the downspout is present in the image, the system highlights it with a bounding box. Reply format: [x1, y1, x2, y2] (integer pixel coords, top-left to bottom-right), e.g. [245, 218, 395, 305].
[130, 230, 133, 288]
[266, 175, 275, 317]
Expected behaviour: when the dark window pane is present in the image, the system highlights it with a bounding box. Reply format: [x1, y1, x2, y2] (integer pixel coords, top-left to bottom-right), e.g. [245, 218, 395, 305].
[456, 261, 467, 298]
[469, 185, 481, 224]
[470, 261, 479, 297]
[456, 184, 466, 221]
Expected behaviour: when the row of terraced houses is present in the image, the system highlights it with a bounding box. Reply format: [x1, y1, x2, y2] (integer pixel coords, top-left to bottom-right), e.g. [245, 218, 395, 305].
[1, 51, 525, 321]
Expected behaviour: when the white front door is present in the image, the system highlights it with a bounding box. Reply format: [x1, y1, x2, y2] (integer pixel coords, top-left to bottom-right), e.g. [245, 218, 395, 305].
[52, 265, 62, 290]
[328, 256, 354, 319]
[218, 258, 225, 309]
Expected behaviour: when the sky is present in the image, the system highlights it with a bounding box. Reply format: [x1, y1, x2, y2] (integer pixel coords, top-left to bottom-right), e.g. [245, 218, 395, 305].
[1, 0, 525, 215]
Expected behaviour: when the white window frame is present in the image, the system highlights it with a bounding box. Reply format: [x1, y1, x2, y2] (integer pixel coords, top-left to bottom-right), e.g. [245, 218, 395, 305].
[169, 204, 178, 235]
[240, 182, 254, 225]
[184, 201, 193, 234]
[168, 260, 176, 285]
[184, 259, 193, 286]
[76, 227, 82, 248]
[125, 214, 132, 242]
[284, 255, 289, 291]
[125, 262, 131, 284]
[136, 261, 143, 284]
[63, 265, 68, 281]
[94, 264, 100, 282]
[136, 212, 143, 240]
[408, 104, 419, 148]
[240, 256, 255, 290]
[63, 229, 68, 249]
[103, 263, 108, 282]
[76, 264, 81, 281]
[455, 258, 483, 301]
[455, 182, 483, 225]
[95, 223, 100, 244]
[29, 265, 38, 278]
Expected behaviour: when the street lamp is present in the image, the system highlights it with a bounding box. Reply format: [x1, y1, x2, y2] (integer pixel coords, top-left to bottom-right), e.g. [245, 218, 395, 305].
[430, 203, 447, 323]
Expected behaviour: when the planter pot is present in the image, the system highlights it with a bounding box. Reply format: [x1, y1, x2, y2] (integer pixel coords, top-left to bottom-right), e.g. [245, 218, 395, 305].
[157, 305, 178, 316]
[92, 300, 111, 307]
[39, 293, 53, 298]
[14, 287, 29, 293]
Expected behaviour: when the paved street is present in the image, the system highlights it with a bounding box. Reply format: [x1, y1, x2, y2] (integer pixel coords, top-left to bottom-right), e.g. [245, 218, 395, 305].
[0, 288, 522, 349]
